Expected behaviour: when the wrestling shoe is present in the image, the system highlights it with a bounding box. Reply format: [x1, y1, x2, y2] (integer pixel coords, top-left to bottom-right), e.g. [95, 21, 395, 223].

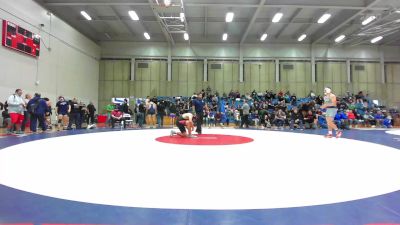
[336, 130, 343, 138]
[324, 134, 333, 138]
[170, 130, 176, 136]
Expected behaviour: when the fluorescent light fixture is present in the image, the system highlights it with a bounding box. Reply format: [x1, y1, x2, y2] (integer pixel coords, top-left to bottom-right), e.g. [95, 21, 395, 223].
[164, 0, 171, 6]
[80, 11, 92, 21]
[222, 33, 228, 41]
[396, 10, 400, 13]
[144, 32, 150, 40]
[226, 12, 234, 22]
[180, 12, 185, 22]
[260, 33, 268, 41]
[272, 12, 283, 23]
[184, 32, 189, 40]
[335, 35, 346, 43]
[318, 14, 331, 24]
[128, 10, 139, 21]
[362, 16, 376, 25]
[298, 34, 307, 42]
[371, 36, 383, 43]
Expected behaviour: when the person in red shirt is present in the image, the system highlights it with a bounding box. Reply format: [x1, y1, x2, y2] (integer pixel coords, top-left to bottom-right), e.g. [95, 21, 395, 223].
[111, 107, 125, 129]
[346, 110, 357, 128]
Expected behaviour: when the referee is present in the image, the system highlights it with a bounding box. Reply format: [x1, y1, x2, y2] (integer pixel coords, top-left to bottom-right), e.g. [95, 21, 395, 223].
[192, 93, 206, 135]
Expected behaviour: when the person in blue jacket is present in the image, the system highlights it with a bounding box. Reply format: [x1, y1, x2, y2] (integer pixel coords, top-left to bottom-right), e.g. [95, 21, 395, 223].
[27, 93, 48, 132]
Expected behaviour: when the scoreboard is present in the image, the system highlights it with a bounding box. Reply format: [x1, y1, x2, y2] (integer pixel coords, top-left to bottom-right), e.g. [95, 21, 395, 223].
[2, 20, 40, 57]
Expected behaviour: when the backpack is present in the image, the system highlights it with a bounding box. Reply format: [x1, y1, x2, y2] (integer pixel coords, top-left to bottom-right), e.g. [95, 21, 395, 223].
[29, 99, 40, 114]
[148, 104, 155, 114]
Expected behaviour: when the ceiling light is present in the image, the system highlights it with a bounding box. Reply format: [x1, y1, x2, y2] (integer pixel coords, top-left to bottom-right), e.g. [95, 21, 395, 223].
[128, 10, 139, 21]
[164, 0, 171, 6]
[260, 33, 268, 41]
[371, 36, 383, 43]
[272, 13, 283, 23]
[222, 33, 228, 41]
[298, 34, 307, 42]
[396, 10, 400, 13]
[226, 12, 234, 22]
[144, 32, 150, 40]
[335, 35, 346, 43]
[318, 14, 331, 24]
[184, 32, 189, 40]
[180, 12, 185, 22]
[362, 16, 376, 25]
[80, 11, 92, 21]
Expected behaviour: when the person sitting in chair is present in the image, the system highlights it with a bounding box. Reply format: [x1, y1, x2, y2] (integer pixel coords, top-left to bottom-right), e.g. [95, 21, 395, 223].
[111, 107, 125, 129]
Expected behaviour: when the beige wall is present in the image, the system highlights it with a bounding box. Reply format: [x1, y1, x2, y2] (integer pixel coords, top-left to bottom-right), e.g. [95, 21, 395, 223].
[99, 59, 400, 111]
[351, 62, 384, 102]
[278, 61, 312, 97]
[171, 61, 203, 96]
[207, 61, 239, 95]
[385, 63, 400, 108]
[0, 0, 100, 108]
[316, 62, 348, 96]
[243, 61, 275, 94]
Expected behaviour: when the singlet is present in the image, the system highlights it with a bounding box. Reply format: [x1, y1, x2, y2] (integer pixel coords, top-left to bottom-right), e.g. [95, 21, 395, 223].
[324, 94, 337, 108]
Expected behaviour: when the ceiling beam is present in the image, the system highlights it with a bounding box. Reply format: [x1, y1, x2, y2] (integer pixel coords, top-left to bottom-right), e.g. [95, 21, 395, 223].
[312, 0, 382, 44]
[240, 0, 266, 44]
[181, 0, 191, 45]
[147, 0, 175, 45]
[259, 8, 281, 41]
[108, 6, 136, 36]
[333, 10, 396, 45]
[383, 33, 400, 45]
[45, 2, 389, 10]
[79, 17, 337, 25]
[275, 8, 302, 39]
[351, 29, 400, 46]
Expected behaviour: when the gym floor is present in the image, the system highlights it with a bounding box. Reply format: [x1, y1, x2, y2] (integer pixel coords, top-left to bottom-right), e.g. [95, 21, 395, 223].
[0, 127, 399, 225]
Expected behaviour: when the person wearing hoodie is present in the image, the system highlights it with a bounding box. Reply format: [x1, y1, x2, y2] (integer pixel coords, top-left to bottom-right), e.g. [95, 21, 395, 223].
[27, 93, 48, 133]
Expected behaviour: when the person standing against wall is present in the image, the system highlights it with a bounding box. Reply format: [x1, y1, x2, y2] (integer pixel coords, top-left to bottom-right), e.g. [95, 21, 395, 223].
[27, 93, 48, 133]
[240, 100, 250, 128]
[321, 87, 342, 138]
[6, 89, 25, 134]
[192, 93, 206, 134]
[146, 101, 157, 128]
[56, 96, 70, 131]
[87, 101, 96, 126]
[21, 93, 32, 132]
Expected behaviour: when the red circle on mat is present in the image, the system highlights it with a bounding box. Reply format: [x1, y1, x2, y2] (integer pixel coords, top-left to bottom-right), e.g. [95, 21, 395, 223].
[155, 134, 254, 145]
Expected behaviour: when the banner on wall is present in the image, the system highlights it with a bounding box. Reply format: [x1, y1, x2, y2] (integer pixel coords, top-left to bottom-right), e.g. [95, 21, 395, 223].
[111, 97, 129, 106]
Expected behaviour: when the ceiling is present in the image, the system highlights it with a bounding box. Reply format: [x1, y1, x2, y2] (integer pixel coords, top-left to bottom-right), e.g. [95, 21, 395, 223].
[34, 0, 400, 46]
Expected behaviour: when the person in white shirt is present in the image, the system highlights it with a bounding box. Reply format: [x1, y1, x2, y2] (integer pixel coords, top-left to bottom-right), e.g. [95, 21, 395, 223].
[6, 89, 26, 134]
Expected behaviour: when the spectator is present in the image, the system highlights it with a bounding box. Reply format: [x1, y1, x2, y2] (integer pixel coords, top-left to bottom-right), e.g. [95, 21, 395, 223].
[346, 110, 357, 128]
[304, 110, 316, 129]
[56, 96, 70, 131]
[6, 89, 25, 134]
[87, 101, 96, 125]
[111, 107, 125, 129]
[274, 108, 286, 129]
[240, 100, 250, 128]
[21, 93, 32, 132]
[27, 93, 48, 133]
[289, 108, 304, 130]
